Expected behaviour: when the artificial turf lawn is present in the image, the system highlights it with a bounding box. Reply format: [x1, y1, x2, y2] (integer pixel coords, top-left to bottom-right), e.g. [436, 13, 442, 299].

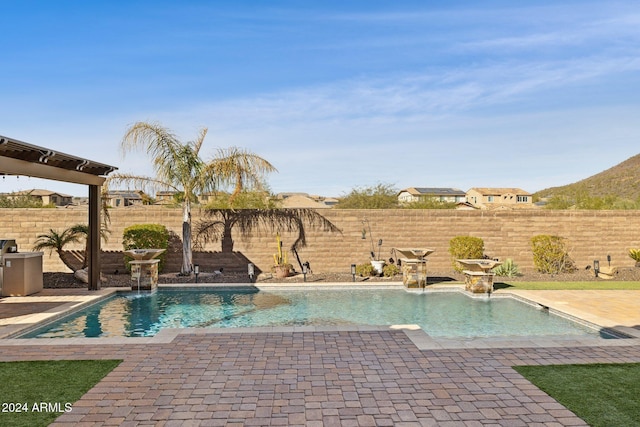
[514, 363, 640, 427]
[0, 359, 122, 427]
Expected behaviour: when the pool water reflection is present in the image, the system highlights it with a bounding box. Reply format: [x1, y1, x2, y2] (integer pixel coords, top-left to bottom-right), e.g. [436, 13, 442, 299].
[23, 288, 604, 339]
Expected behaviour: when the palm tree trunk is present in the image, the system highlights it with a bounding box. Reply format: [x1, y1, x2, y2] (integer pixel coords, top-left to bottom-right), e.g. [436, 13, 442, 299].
[57, 249, 81, 272]
[181, 202, 193, 275]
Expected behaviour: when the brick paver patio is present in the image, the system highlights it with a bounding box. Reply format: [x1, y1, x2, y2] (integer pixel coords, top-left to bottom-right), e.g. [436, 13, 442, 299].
[1, 329, 640, 426]
[1, 287, 639, 426]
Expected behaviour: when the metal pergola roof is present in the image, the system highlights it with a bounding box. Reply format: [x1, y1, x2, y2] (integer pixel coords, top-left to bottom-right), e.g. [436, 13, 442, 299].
[0, 134, 118, 290]
[0, 135, 116, 186]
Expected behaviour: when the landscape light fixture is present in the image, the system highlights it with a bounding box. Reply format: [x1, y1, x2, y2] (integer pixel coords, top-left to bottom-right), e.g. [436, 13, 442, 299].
[302, 263, 308, 282]
[194, 264, 200, 283]
[607, 254, 611, 267]
[351, 264, 356, 282]
[248, 263, 255, 281]
[593, 260, 599, 277]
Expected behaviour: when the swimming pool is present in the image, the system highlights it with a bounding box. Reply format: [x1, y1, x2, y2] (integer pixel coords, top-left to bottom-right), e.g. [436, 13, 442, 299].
[21, 287, 606, 339]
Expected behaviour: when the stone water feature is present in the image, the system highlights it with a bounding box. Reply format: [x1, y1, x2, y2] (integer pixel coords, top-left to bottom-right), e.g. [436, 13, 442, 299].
[393, 248, 435, 289]
[124, 249, 166, 291]
[456, 259, 502, 294]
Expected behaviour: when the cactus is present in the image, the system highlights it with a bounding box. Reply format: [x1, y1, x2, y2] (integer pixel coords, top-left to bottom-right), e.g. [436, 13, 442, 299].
[273, 233, 288, 265]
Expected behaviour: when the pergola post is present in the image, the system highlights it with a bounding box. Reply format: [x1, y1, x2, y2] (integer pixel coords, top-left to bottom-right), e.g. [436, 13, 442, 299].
[1, 135, 117, 292]
[88, 185, 101, 290]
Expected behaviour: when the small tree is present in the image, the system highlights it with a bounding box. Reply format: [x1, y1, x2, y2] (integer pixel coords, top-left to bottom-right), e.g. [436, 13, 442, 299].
[448, 236, 484, 272]
[530, 235, 576, 274]
[33, 228, 84, 272]
[32, 224, 110, 272]
[122, 224, 169, 272]
[335, 183, 398, 209]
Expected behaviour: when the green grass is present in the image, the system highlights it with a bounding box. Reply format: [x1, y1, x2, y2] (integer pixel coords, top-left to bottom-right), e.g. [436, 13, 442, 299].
[0, 359, 122, 427]
[514, 363, 640, 427]
[495, 281, 640, 290]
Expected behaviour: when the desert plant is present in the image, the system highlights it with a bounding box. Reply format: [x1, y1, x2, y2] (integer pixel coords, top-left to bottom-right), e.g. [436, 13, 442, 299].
[32, 228, 84, 272]
[449, 236, 484, 272]
[382, 263, 400, 277]
[629, 249, 640, 265]
[122, 224, 169, 272]
[530, 234, 576, 274]
[355, 263, 375, 277]
[492, 258, 520, 277]
[271, 233, 293, 277]
[335, 183, 399, 209]
[273, 233, 289, 266]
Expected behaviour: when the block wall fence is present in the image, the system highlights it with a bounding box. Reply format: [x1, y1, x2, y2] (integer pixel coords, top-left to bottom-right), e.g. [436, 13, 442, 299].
[1, 207, 639, 274]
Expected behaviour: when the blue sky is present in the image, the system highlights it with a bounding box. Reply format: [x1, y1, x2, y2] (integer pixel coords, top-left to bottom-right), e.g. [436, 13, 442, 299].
[2, 1, 640, 197]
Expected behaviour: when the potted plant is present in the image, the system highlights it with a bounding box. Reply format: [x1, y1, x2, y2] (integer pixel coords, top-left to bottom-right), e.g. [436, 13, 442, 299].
[272, 233, 292, 278]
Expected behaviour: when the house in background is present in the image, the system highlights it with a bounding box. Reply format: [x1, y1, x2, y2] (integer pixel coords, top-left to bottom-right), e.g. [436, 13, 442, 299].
[5, 189, 73, 206]
[155, 190, 179, 205]
[466, 188, 533, 209]
[105, 190, 144, 207]
[275, 192, 336, 208]
[398, 187, 467, 204]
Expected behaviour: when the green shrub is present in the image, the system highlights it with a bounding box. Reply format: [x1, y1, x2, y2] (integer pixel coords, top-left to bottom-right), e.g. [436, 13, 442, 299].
[492, 258, 520, 277]
[382, 263, 400, 277]
[629, 249, 640, 263]
[122, 223, 169, 272]
[449, 236, 484, 272]
[355, 263, 375, 277]
[530, 234, 576, 274]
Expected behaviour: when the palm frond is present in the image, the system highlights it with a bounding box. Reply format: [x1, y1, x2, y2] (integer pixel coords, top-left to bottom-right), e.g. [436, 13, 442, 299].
[105, 174, 176, 195]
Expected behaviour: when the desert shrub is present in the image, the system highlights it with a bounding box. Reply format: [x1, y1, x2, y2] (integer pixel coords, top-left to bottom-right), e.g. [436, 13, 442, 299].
[492, 258, 520, 277]
[122, 223, 169, 272]
[449, 236, 484, 272]
[382, 263, 400, 277]
[530, 235, 576, 274]
[629, 249, 640, 264]
[355, 263, 375, 277]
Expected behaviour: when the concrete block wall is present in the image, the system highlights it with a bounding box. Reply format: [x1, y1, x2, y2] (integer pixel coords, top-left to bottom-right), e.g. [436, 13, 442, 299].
[1, 207, 639, 274]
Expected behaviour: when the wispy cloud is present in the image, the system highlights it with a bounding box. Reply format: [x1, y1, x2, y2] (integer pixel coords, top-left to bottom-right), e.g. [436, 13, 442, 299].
[191, 53, 640, 134]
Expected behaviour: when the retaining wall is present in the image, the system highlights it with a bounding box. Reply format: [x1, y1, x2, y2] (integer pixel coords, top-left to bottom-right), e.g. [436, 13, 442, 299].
[1, 207, 639, 274]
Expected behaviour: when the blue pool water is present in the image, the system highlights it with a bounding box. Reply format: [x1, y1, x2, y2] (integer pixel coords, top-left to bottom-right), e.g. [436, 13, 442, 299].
[23, 288, 603, 339]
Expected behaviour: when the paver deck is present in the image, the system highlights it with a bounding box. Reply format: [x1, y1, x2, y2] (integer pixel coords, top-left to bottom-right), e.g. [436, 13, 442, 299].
[0, 286, 639, 426]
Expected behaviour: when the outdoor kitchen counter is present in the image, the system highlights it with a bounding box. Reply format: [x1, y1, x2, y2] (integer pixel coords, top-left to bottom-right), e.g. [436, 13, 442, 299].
[1, 252, 44, 296]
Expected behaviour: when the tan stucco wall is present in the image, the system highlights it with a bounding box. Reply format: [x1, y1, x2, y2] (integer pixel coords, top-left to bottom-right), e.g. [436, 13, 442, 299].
[1, 207, 639, 274]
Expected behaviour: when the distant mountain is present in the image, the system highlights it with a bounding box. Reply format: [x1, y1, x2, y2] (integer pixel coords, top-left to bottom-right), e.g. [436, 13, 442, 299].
[535, 153, 640, 201]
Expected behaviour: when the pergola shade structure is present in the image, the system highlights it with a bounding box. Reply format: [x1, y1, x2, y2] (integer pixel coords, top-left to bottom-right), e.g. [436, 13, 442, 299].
[0, 135, 117, 290]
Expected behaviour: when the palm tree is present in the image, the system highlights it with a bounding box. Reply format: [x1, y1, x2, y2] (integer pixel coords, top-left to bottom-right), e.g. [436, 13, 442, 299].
[107, 122, 276, 275]
[32, 224, 111, 272]
[32, 228, 84, 272]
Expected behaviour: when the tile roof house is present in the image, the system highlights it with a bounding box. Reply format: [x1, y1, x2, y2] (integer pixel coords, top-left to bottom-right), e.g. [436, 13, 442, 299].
[398, 187, 467, 204]
[276, 193, 334, 209]
[5, 189, 73, 206]
[466, 187, 533, 209]
[155, 190, 179, 205]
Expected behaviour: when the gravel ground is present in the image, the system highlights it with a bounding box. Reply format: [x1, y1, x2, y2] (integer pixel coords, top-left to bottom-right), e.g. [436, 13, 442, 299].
[43, 265, 640, 289]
